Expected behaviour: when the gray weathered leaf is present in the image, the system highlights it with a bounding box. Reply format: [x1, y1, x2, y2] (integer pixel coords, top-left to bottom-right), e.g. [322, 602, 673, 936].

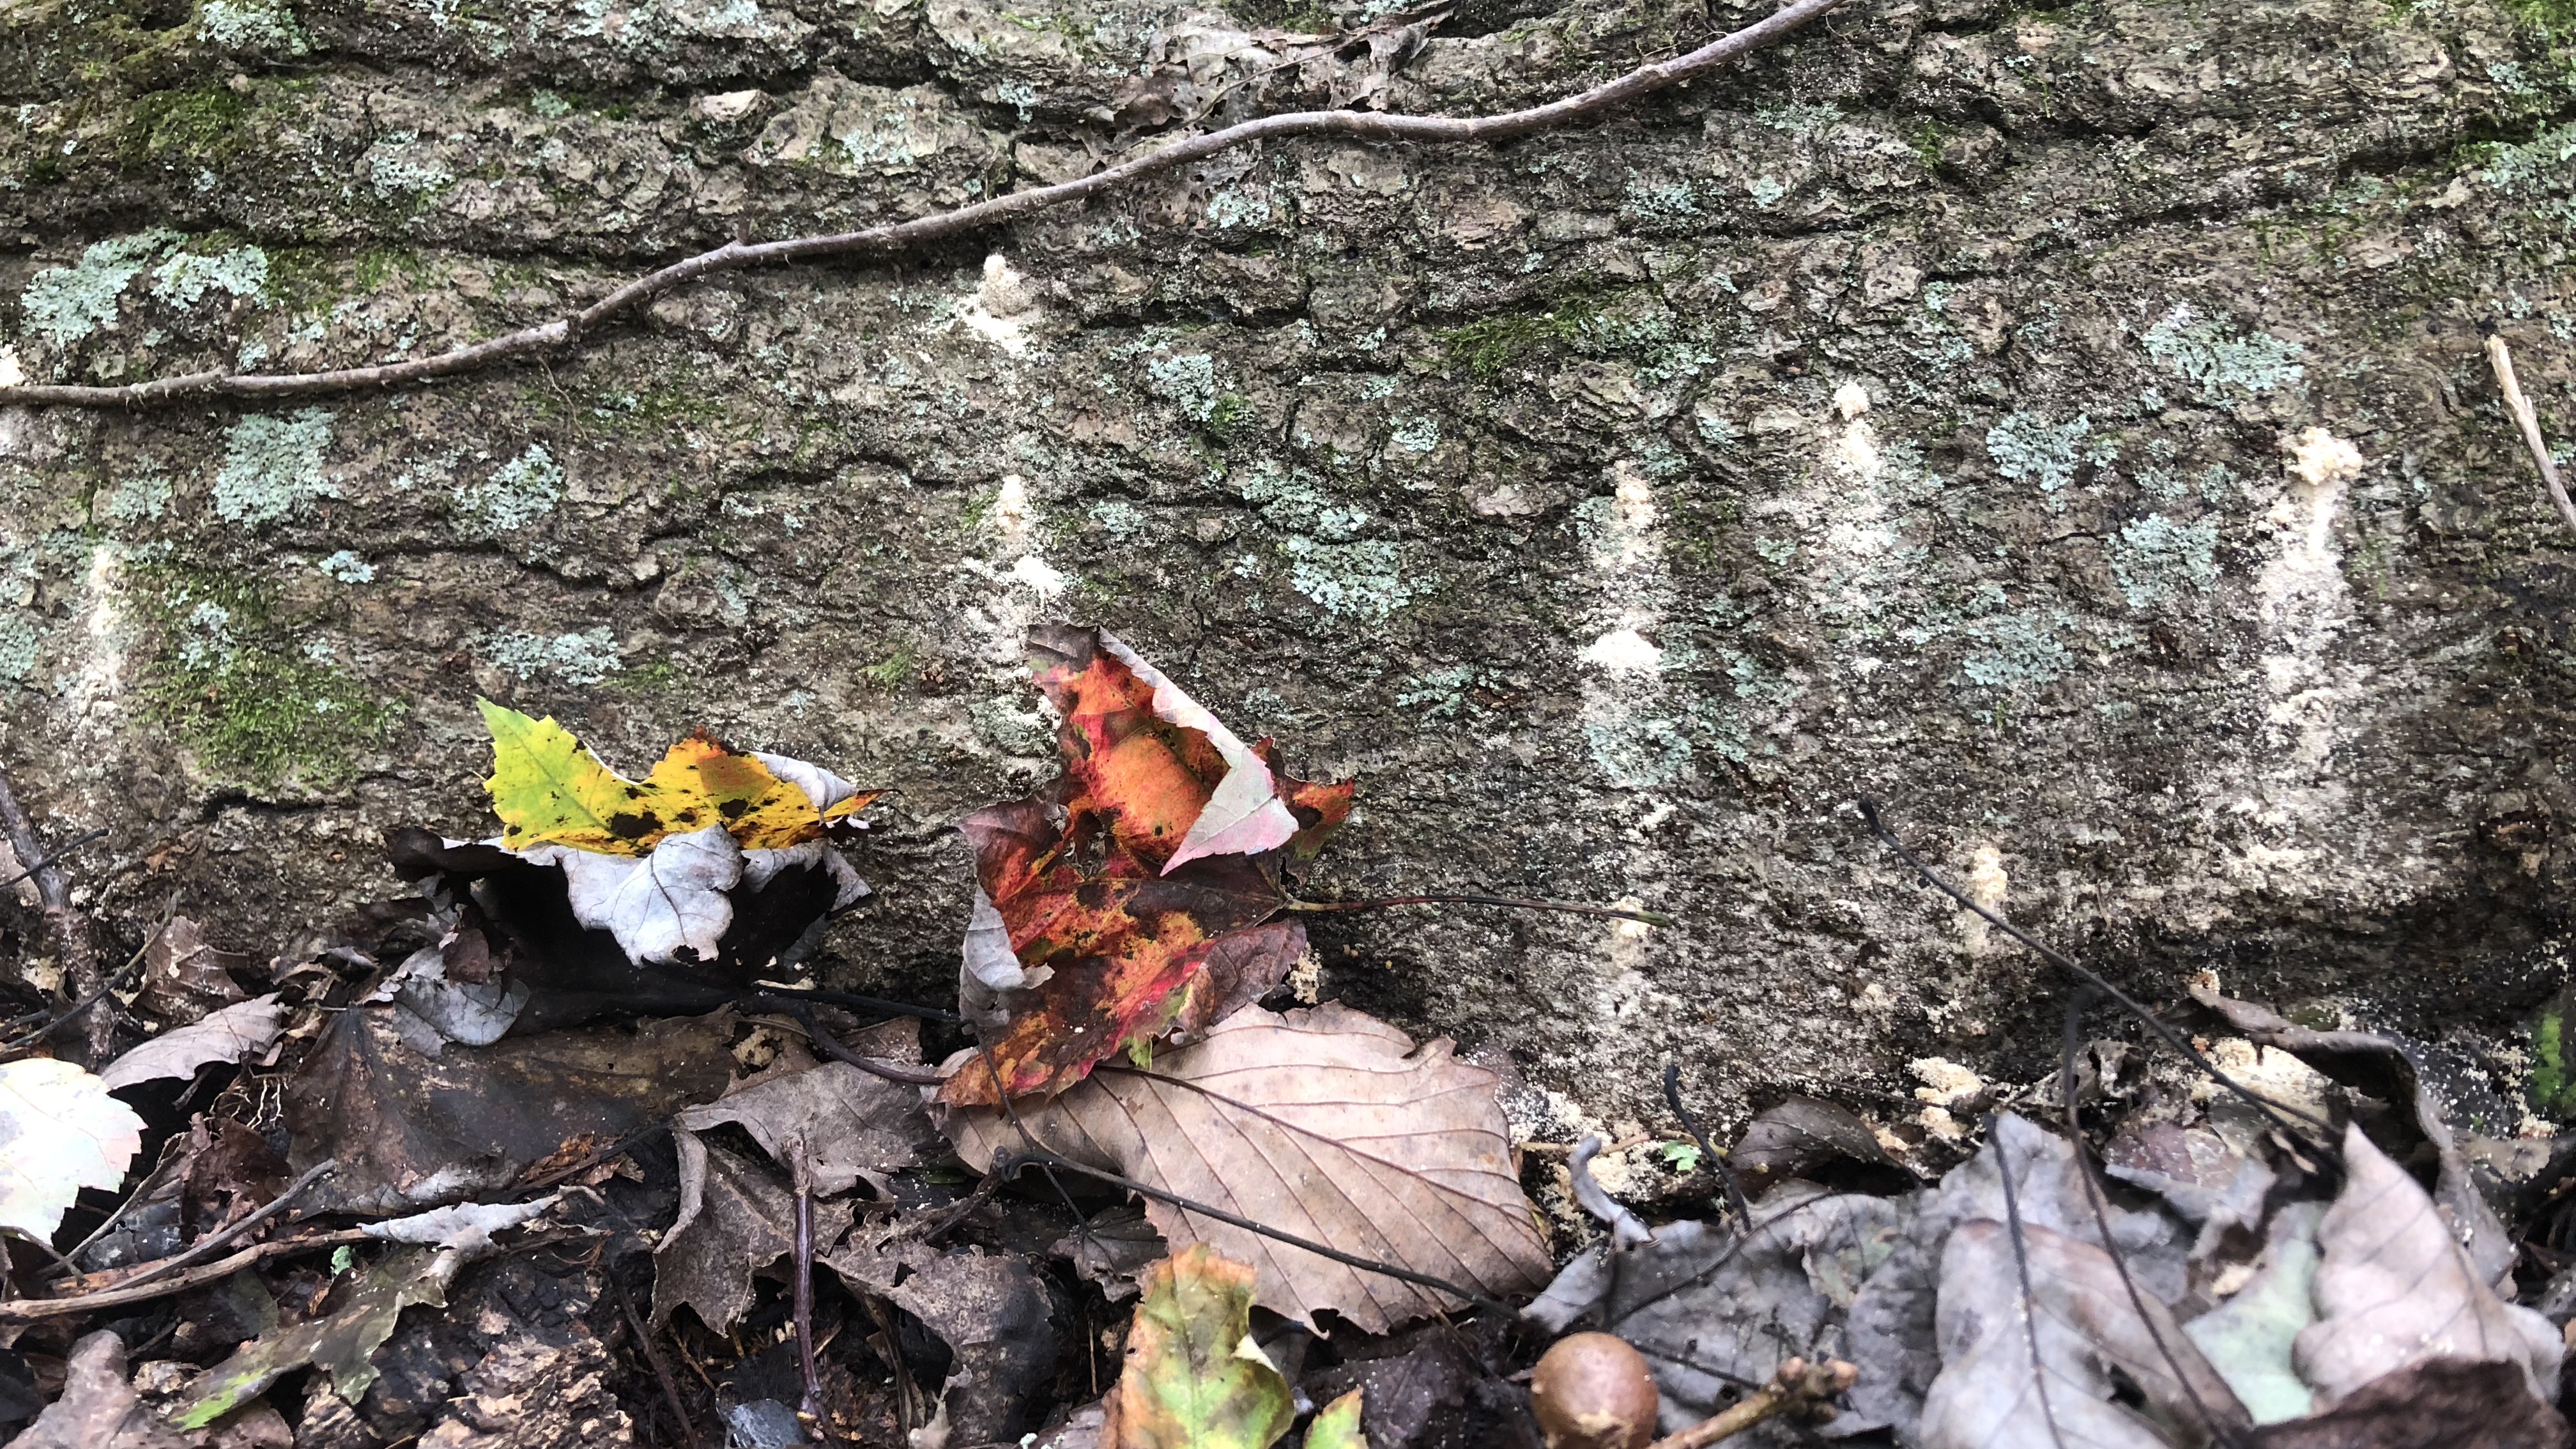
[1528, 1181, 1906, 1437]
[826, 1230, 1061, 1445]
[523, 824, 741, 965]
[0, 1058, 144, 1239]
[361, 1194, 556, 1254]
[2294, 1123, 2562, 1406]
[1843, 1114, 2189, 1439]
[653, 1132, 851, 1331]
[99, 994, 288, 1090]
[938, 1001, 1551, 1333]
[1920, 1219, 2248, 1449]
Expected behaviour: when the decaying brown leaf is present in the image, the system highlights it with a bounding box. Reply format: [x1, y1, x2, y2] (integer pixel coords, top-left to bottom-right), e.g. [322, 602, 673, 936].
[827, 1229, 1064, 1446]
[940, 1002, 1550, 1333]
[13, 1332, 193, 1449]
[654, 1133, 852, 1331]
[2254, 1358, 2574, 1449]
[2295, 1124, 2561, 1407]
[135, 916, 250, 1025]
[286, 1004, 736, 1213]
[673, 1018, 935, 1196]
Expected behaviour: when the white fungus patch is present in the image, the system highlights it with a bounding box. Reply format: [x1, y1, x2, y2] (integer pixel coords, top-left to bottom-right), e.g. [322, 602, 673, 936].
[956, 253, 1041, 356]
[1580, 627, 1663, 675]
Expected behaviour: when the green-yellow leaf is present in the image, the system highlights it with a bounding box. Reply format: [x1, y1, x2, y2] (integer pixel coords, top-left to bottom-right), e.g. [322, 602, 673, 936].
[1305, 1390, 1368, 1449]
[1105, 1245, 1295, 1449]
[480, 700, 702, 855]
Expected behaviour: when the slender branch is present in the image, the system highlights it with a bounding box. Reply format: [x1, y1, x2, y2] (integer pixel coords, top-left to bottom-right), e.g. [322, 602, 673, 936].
[610, 1271, 701, 1449]
[0, 0, 1853, 412]
[1286, 893, 1672, 926]
[1989, 1120, 2071, 1449]
[106, 1158, 335, 1292]
[4, 893, 177, 1055]
[1661, 1063, 1752, 1229]
[0, 766, 110, 1061]
[788, 1139, 824, 1427]
[2485, 332, 2576, 535]
[0, 1227, 371, 1321]
[1646, 1358, 1857, 1449]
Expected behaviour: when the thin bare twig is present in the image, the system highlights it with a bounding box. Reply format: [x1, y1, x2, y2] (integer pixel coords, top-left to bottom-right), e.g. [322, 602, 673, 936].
[609, 1271, 700, 1449]
[4, 893, 177, 1057]
[0, 0, 1852, 411]
[788, 1138, 824, 1427]
[1662, 1063, 1752, 1229]
[1646, 1357, 1857, 1449]
[1989, 1120, 2071, 1449]
[107, 1158, 336, 1292]
[0, 1226, 372, 1321]
[0, 766, 110, 1061]
[2486, 332, 2576, 535]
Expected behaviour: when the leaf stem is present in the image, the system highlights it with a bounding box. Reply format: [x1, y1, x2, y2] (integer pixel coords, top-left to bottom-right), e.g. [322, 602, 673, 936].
[1285, 893, 1671, 926]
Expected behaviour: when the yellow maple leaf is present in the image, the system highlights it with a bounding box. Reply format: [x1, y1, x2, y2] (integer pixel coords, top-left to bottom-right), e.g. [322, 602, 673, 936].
[645, 733, 831, 850]
[480, 701, 875, 855]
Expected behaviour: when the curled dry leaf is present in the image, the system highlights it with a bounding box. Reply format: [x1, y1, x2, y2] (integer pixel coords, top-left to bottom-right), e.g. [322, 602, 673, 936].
[98, 993, 287, 1091]
[654, 1133, 852, 1332]
[1103, 1245, 1295, 1449]
[2294, 1123, 2562, 1407]
[1843, 1114, 2189, 1439]
[135, 916, 249, 1025]
[941, 1002, 1550, 1334]
[1731, 1095, 1914, 1198]
[0, 1057, 144, 1240]
[1920, 1219, 2249, 1449]
[941, 625, 1351, 1107]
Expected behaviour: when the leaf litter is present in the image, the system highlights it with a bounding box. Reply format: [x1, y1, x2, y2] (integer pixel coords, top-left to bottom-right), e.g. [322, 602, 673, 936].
[0, 628, 2568, 1449]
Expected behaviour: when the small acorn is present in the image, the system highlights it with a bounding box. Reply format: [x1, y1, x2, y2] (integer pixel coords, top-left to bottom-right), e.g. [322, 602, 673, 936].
[1529, 1331, 1659, 1449]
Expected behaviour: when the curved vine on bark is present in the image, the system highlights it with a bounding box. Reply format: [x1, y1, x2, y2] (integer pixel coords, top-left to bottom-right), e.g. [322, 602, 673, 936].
[0, 0, 1852, 411]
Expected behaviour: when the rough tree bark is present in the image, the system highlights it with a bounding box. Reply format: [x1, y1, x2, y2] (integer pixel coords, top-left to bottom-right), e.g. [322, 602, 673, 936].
[0, 0, 2569, 1136]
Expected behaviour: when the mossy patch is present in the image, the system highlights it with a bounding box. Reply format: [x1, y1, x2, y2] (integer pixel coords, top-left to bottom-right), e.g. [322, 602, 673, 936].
[1435, 287, 1622, 379]
[133, 568, 395, 789]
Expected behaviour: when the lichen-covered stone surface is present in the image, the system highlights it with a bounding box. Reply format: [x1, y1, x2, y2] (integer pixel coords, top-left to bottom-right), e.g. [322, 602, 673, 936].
[1, 0, 2571, 1131]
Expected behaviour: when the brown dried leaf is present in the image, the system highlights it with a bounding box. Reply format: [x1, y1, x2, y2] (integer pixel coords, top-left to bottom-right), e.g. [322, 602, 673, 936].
[825, 1231, 1062, 1446]
[286, 1005, 737, 1213]
[13, 1333, 194, 1449]
[2295, 1123, 2562, 1407]
[137, 917, 250, 1025]
[98, 996, 288, 1091]
[939, 1002, 1550, 1333]
[2254, 1358, 2574, 1449]
[653, 1133, 852, 1331]
[674, 1018, 937, 1196]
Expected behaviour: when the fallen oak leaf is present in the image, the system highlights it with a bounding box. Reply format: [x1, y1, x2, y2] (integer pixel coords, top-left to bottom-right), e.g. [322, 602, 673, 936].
[98, 994, 288, 1091]
[1103, 1245, 1296, 1449]
[0, 1058, 144, 1240]
[939, 1002, 1552, 1334]
[172, 1245, 463, 1428]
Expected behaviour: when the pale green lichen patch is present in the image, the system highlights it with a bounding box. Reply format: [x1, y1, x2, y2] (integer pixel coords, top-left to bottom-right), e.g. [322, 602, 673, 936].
[1986, 412, 2092, 506]
[198, 0, 311, 52]
[105, 473, 174, 525]
[212, 410, 337, 526]
[1960, 608, 2078, 689]
[1145, 352, 1219, 422]
[480, 627, 621, 684]
[1585, 711, 1694, 788]
[151, 246, 271, 307]
[19, 231, 183, 348]
[1282, 536, 1420, 620]
[451, 446, 563, 537]
[365, 133, 454, 201]
[2142, 304, 2305, 397]
[2110, 514, 2221, 608]
[0, 615, 42, 684]
[316, 550, 374, 583]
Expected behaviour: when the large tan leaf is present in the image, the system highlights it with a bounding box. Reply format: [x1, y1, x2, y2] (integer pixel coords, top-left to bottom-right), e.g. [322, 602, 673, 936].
[0, 1058, 144, 1240]
[2294, 1123, 2563, 1406]
[939, 1002, 1550, 1333]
